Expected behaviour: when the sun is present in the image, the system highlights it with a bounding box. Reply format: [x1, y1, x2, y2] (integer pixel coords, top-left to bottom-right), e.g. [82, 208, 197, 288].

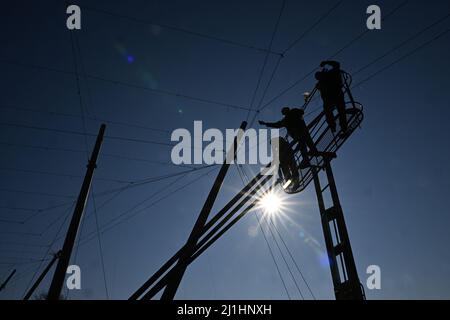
[259, 191, 282, 215]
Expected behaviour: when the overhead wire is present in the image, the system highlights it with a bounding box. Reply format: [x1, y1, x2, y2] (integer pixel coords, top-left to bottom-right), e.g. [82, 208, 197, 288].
[0, 166, 134, 185]
[352, 27, 450, 89]
[261, 213, 305, 299]
[0, 166, 214, 228]
[21, 203, 74, 299]
[235, 165, 291, 299]
[0, 59, 251, 112]
[0, 122, 174, 147]
[268, 217, 316, 299]
[352, 12, 450, 76]
[0, 104, 170, 134]
[67, 29, 109, 300]
[0, 187, 74, 199]
[237, 168, 294, 296]
[0, 141, 192, 168]
[302, 11, 450, 116]
[237, 164, 315, 299]
[246, 0, 286, 122]
[256, 0, 410, 115]
[77, 166, 219, 248]
[282, 0, 345, 56]
[0, 0, 426, 298]
[81, 4, 283, 56]
[302, 19, 450, 119]
[94, 165, 217, 197]
[248, 0, 346, 127]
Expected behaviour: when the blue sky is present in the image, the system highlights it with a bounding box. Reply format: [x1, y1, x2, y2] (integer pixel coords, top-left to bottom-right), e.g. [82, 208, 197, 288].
[1, 0, 450, 300]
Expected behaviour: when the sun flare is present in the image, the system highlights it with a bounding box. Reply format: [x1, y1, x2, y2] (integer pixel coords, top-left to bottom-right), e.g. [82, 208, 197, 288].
[259, 191, 282, 215]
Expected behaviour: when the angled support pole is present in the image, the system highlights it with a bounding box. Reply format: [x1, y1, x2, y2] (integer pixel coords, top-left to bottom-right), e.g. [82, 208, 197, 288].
[47, 124, 106, 300]
[0, 269, 16, 292]
[137, 174, 274, 300]
[160, 121, 247, 300]
[23, 251, 61, 300]
[129, 169, 270, 300]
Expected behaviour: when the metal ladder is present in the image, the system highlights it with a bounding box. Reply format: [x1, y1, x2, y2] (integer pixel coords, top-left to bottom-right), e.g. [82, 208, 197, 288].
[311, 156, 365, 300]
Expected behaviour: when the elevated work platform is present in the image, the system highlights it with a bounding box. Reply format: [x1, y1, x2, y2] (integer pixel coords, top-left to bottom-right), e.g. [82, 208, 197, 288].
[278, 71, 364, 194]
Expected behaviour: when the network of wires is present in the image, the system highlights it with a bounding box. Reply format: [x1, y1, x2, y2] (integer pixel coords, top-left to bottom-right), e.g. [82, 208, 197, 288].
[1, 0, 449, 300]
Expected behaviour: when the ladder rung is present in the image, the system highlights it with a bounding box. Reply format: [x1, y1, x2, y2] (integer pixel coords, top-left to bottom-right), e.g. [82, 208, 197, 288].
[334, 242, 345, 255]
[324, 206, 337, 220]
[321, 184, 330, 193]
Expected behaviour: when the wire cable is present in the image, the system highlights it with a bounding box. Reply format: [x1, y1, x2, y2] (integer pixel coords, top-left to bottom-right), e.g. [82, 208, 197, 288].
[248, 0, 344, 127]
[295, 13, 450, 116]
[236, 165, 291, 299]
[68, 30, 110, 300]
[256, 0, 410, 114]
[0, 166, 133, 184]
[0, 104, 170, 134]
[246, 0, 286, 122]
[0, 141, 191, 168]
[268, 217, 316, 299]
[81, 4, 283, 56]
[282, 0, 344, 56]
[0, 187, 74, 199]
[78, 166, 218, 248]
[0, 122, 174, 147]
[94, 165, 216, 197]
[262, 214, 305, 299]
[352, 13, 450, 76]
[21, 203, 74, 299]
[0, 59, 251, 112]
[352, 28, 450, 89]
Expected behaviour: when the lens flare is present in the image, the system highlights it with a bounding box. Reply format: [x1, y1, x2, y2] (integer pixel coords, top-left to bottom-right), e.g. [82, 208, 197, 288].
[259, 191, 282, 214]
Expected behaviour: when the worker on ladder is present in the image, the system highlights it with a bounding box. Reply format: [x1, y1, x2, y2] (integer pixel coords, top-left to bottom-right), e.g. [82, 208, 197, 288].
[315, 60, 348, 135]
[259, 107, 319, 180]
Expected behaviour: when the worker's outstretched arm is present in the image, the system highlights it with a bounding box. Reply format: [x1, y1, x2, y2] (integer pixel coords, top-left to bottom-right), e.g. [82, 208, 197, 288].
[320, 60, 340, 69]
[259, 120, 285, 129]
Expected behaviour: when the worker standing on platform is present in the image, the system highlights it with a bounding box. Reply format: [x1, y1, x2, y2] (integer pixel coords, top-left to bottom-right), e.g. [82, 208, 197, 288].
[270, 136, 299, 186]
[259, 107, 318, 170]
[315, 60, 348, 134]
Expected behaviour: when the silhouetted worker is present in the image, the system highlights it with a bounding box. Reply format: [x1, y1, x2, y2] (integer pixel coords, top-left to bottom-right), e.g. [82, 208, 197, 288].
[259, 107, 318, 170]
[271, 136, 299, 186]
[315, 60, 348, 134]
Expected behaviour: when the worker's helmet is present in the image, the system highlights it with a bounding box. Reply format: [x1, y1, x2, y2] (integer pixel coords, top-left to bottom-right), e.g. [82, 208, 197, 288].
[281, 107, 290, 115]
